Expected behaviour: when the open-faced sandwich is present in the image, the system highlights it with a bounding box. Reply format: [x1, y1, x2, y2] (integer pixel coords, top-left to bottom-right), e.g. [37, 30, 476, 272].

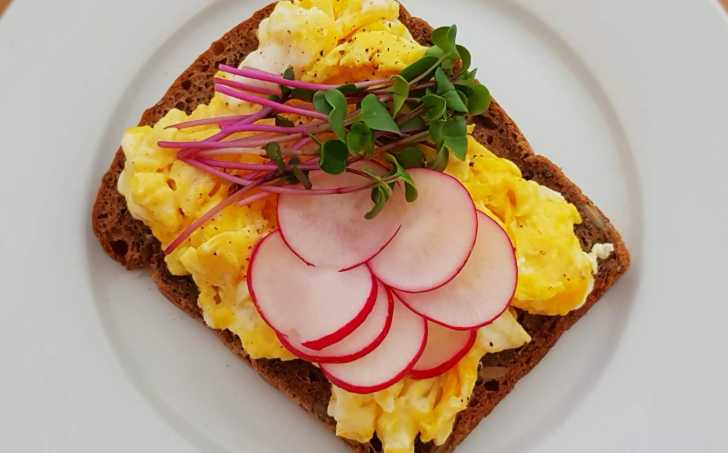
[92, 1, 630, 452]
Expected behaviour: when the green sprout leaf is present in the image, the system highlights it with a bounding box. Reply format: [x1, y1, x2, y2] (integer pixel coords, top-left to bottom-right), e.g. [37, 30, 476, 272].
[429, 146, 450, 171]
[461, 83, 491, 116]
[320, 139, 349, 175]
[442, 116, 468, 159]
[454, 69, 478, 90]
[288, 157, 312, 189]
[324, 89, 348, 140]
[429, 116, 468, 160]
[314, 89, 347, 140]
[441, 57, 455, 72]
[435, 67, 454, 93]
[456, 45, 471, 72]
[422, 93, 447, 121]
[265, 143, 286, 171]
[359, 94, 400, 133]
[347, 122, 374, 157]
[397, 146, 426, 169]
[337, 84, 361, 96]
[400, 55, 439, 82]
[404, 180, 418, 203]
[391, 75, 409, 116]
[435, 68, 468, 113]
[291, 88, 315, 102]
[365, 184, 392, 219]
[426, 46, 445, 59]
[429, 120, 444, 144]
[431, 25, 457, 54]
[385, 154, 418, 203]
[275, 115, 295, 128]
[400, 116, 426, 132]
[312, 91, 331, 114]
[279, 67, 295, 98]
[282, 67, 295, 80]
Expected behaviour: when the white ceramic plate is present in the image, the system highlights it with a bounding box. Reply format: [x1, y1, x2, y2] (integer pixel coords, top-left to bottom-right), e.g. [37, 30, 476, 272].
[1, 1, 727, 451]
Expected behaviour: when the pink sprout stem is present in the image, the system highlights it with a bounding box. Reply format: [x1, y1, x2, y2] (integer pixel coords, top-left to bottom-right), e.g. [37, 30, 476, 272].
[213, 123, 308, 134]
[215, 84, 327, 120]
[181, 158, 255, 186]
[259, 175, 388, 196]
[199, 159, 278, 171]
[236, 192, 274, 207]
[291, 136, 313, 151]
[164, 181, 263, 255]
[229, 133, 304, 148]
[198, 159, 321, 172]
[166, 114, 258, 130]
[219, 65, 390, 91]
[260, 184, 371, 196]
[213, 77, 280, 97]
[196, 148, 267, 157]
[177, 107, 273, 159]
[160, 133, 303, 150]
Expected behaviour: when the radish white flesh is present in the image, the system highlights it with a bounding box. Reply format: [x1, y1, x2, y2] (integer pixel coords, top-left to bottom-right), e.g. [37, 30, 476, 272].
[322, 301, 427, 394]
[247, 231, 377, 350]
[410, 322, 476, 379]
[368, 169, 478, 293]
[277, 161, 405, 270]
[397, 211, 517, 330]
[277, 282, 394, 364]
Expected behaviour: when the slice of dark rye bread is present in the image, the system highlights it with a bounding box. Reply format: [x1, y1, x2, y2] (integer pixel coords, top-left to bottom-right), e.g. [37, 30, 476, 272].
[92, 3, 630, 452]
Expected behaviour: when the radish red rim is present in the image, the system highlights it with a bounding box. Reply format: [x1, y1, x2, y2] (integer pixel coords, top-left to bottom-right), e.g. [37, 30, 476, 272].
[409, 325, 477, 380]
[397, 292, 513, 332]
[301, 276, 377, 350]
[321, 302, 428, 394]
[276, 161, 404, 272]
[368, 169, 479, 293]
[276, 285, 395, 364]
[395, 211, 518, 330]
[247, 230, 378, 351]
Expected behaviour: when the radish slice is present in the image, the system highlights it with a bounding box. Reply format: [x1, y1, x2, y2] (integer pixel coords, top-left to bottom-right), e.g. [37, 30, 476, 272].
[368, 169, 478, 293]
[322, 301, 427, 394]
[409, 322, 476, 379]
[277, 161, 405, 271]
[397, 211, 517, 330]
[277, 282, 394, 364]
[247, 231, 377, 350]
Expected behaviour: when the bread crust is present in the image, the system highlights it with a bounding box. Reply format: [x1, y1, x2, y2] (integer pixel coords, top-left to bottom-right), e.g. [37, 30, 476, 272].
[91, 4, 630, 452]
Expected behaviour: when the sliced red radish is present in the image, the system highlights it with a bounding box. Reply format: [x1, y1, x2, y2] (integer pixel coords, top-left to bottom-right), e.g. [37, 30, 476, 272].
[368, 169, 478, 293]
[247, 230, 377, 350]
[277, 161, 405, 271]
[409, 322, 476, 379]
[397, 211, 517, 330]
[321, 301, 427, 394]
[277, 282, 394, 364]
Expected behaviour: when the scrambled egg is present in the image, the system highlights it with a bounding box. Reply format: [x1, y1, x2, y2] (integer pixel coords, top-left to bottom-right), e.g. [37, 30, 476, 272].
[117, 1, 612, 451]
[240, 0, 425, 83]
[447, 137, 611, 315]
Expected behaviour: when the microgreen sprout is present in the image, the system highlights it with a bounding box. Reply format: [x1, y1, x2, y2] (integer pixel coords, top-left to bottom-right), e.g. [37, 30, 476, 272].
[159, 25, 491, 254]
